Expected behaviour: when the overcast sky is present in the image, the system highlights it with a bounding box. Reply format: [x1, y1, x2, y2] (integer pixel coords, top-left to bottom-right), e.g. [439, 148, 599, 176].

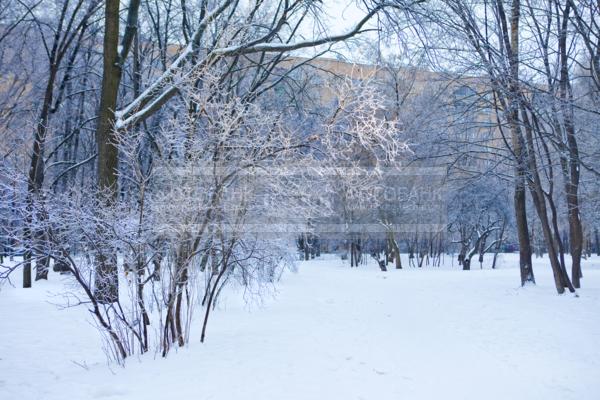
[293, 0, 386, 62]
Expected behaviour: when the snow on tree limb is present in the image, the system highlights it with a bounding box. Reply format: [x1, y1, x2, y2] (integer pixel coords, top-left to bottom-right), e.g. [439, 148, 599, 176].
[114, 3, 397, 130]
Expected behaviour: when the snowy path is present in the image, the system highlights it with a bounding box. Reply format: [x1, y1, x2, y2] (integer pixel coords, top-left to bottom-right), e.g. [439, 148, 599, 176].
[1, 254, 599, 400]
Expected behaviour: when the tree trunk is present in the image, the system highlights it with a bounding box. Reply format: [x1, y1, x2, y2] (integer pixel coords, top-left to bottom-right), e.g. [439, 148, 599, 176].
[557, 2, 583, 288]
[463, 257, 470, 271]
[521, 108, 574, 293]
[93, 0, 140, 302]
[491, 221, 504, 269]
[24, 63, 59, 285]
[304, 233, 310, 261]
[387, 231, 402, 269]
[505, 0, 535, 286]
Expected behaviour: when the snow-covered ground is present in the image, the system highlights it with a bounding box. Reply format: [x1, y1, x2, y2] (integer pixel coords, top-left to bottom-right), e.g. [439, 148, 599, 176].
[1, 253, 599, 400]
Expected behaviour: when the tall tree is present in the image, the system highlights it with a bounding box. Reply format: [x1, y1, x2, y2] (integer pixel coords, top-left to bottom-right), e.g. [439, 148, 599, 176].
[94, 0, 140, 303]
[22, 0, 98, 287]
[92, 0, 404, 302]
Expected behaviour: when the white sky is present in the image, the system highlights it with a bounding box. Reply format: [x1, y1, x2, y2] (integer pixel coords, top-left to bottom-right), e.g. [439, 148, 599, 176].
[295, 1, 384, 61]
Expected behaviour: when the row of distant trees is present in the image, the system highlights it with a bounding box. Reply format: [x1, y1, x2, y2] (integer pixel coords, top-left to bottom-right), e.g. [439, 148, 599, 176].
[370, 0, 600, 293]
[301, 0, 600, 279]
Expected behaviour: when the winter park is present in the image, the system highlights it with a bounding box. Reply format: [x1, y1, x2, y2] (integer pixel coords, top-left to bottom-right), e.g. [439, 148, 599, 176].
[1, 1, 600, 399]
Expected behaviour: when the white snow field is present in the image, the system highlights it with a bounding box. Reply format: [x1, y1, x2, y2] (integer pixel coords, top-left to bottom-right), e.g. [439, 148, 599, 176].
[1, 253, 599, 400]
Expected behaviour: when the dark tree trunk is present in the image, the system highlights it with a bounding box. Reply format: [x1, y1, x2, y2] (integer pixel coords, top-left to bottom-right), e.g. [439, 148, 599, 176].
[557, 2, 583, 288]
[304, 233, 310, 261]
[491, 220, 505, 269]
[505, 0, 535, 286]
[23, 252, 32, 288]
[26, 65, 57, 285]
[387, 231, 402, 269]
[463, 257, 470, 270]
[521, 108, 574, 293]
[93, 0, 121, 301]
[93, 0, 140, 303]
